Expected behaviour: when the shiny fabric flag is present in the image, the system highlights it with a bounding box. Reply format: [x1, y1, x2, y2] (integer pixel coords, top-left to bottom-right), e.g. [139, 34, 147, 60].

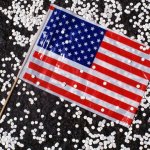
[19, 4, 150, 127]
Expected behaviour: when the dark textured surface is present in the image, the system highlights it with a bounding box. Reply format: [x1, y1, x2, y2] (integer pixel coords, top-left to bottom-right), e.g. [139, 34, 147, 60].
[0, 0, 150, 149]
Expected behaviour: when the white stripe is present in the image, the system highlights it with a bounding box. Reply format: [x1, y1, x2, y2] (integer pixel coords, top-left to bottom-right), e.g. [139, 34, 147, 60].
[94, 57, 147, 94]
[20, 72, 129, 127]
[30, 57, 139, 108]
[104, 36, 150, 60]
[25, 68, 135, 119]
[99, 47, 150, 74]
[33, 47, 144, 98]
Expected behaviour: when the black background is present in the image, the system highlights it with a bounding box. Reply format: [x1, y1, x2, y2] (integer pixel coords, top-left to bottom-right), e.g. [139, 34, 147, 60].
[0, 0, 150, 149]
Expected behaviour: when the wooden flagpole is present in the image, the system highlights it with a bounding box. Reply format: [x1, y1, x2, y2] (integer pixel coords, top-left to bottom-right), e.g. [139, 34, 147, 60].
[0, 10, 51, 118]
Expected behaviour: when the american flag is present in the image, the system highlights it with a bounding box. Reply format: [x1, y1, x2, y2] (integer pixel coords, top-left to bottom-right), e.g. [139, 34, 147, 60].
[19, 5, 150, 127]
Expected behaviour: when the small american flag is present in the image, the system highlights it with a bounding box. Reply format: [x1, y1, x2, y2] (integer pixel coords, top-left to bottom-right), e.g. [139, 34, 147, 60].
[19, 5, 150, 127]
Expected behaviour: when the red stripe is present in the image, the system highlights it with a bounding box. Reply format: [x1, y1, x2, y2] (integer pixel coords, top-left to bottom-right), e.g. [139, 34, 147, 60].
[93, 61, 146, 91]
[105, 30, 150, 54]
[28, 61, 137, 113]
[96, 52, 150, 80]
[101, 41, 150, 69]
[23, 72, 133, 125]
[93, 62, 145, 102]
[33, 51, 142, 103]
[49, 5, 55, 10]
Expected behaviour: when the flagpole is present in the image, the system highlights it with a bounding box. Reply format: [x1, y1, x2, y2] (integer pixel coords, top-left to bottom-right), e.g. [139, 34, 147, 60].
[0, 9, 51, 119]
[0, 76, 19, 118]
[0, 40, 35, 118]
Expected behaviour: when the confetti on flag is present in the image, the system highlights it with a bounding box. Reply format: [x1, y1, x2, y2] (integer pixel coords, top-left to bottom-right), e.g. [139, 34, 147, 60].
[19, 4, 150, 127]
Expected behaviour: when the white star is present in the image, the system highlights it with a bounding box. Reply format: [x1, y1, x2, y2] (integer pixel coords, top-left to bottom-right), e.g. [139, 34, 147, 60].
[50, 32, 53, 36]
[78, 44, 82, 47]
[84, 28, 88, 32]
[54, 11, 57, 15]
[68, 26, 72, 30]
[75, 25, 78, 28]
[94, 46, 97, 50]
[78, 30, 81, 34]
[46, 40, 50, 46]
[87, 35, 91, 38]
[81, 50, 84, 54]
[88, 48, 91, 52]
[90, 54, 94, 57]
[91, 27, 95, 31]
[65, 34, 69, 38]
[91, 41, 94, 44]
[59, 36, 63, 39]
[52, 24, 57, 28]
[81, 22, 85, 26]
[87, 61, 91, 65]
[94, 33, 98, 37]
[56, 16, 59, 20]
[71, 32, 75, 36]
[68, 52, 72, 56]
[77, 57, 81, 61]
[84, 56, 88, 59]
[58, 49, 62, 52]
[66, 21, 69, 24]
[42, 32, 47, 38]
[64, 47, 68, 51]
[72, 19, 75, 22]
[84, 42, 88, 46]
[56, 43, 59, 47]
[81, 36, 84, 40]
[40, 41, 44, 46]
[56, 30, 59, 33]
[101, 31, 104, 35]
[75, 38, 78, 42]
[52, 38, 56, 41]
[46, 26, 50, 29]
[61, 28, 65, 33]
[50, 45, 53, 48]
[50, 19, 54, 22]
[97, 39, 101, 42]
[63, 14, 66, 18]
[71, 46, 75, 49]
[74, 51, 78, 55]
[59, 22, 63, 26]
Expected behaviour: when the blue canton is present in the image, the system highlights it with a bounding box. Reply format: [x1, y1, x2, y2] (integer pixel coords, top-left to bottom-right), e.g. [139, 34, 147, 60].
[37, 8, 106, 67]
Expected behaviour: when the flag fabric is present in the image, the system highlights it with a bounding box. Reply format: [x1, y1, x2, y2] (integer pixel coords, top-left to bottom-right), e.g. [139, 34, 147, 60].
[19, 4, 150, 127]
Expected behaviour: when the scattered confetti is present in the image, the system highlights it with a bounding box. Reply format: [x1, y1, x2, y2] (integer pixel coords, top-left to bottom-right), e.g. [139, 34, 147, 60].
[0, 0, 150, 149]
